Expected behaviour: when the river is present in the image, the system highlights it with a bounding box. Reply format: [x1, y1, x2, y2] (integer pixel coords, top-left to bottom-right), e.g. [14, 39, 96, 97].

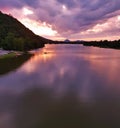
[0, 44, 120, 128]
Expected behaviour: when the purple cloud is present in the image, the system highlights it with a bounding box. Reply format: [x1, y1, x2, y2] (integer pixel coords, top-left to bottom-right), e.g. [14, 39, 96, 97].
[0, 0, 23, 8]
[0, 0, 120, 40]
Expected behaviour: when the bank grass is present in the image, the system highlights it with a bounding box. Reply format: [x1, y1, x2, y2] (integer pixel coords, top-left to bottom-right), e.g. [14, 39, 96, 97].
[0, 52, 22, 59]
[0, 52, 17, 59]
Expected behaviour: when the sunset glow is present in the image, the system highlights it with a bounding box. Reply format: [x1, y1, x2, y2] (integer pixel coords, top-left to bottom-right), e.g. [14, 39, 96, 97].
[1, 1, 120, 128]
[23, 8, 33, 15]
[0, 0, 120, 40]
[21, 18, 58, 37]
[62, 5, 67, 11]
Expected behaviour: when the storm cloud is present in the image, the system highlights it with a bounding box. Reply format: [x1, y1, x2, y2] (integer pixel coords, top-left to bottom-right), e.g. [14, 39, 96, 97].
[0, 0, 120, 40]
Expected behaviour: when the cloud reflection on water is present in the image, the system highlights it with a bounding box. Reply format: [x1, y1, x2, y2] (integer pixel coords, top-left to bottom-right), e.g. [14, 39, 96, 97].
[0, 45, 120, 127]
[0, 45, 120, 101]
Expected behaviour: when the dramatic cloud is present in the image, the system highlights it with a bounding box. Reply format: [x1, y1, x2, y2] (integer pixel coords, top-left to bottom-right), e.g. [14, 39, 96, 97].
[0, 0, 23, 8]
[0, 0, 120, 40]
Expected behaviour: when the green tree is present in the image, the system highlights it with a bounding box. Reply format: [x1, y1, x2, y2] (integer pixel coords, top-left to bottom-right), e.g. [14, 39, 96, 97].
[13, 37, 25, 51]
[2, 32, 15, 50]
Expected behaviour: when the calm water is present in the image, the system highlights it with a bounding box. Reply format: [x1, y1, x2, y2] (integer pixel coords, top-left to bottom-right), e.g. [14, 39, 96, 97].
[0, 44, 120, 128]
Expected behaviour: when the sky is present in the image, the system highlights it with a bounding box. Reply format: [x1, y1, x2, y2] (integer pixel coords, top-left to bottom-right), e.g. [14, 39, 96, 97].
[0, 0, 120, 41]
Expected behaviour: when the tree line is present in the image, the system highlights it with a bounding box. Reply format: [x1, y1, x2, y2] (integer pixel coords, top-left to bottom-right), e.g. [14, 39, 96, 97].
[0, 11, 51, 51]
[0, 32, 46, 51]
[83, 40, 120, 49]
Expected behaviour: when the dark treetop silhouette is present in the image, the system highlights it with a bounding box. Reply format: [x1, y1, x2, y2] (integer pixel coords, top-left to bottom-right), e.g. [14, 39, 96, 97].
[0, 11, 52, 51]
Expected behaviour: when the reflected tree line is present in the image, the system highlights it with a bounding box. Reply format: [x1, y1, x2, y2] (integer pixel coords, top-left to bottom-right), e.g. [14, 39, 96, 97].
[0, 53, 32, 75]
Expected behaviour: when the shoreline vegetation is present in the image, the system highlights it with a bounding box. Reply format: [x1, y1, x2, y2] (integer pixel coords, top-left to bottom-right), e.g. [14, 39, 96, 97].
[0, 52, 17, 59]
[0, 51, 30, 59]
[0, 11, 50, 52]
[0, 40, 120, 60]
[0, 11, 120, 58]
[82, 40, 120, 50]
[48, 39, 120, 50]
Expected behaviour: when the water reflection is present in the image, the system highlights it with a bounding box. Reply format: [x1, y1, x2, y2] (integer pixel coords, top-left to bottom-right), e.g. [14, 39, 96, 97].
[0, 45, 120, 127]
[14, 88, 120, 128]
[0, 54, 32, 76]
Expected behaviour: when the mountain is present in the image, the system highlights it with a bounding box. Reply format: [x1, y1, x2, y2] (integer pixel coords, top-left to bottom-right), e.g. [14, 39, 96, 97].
[0, 11, 51, 51]
[64, 39, 70, 42]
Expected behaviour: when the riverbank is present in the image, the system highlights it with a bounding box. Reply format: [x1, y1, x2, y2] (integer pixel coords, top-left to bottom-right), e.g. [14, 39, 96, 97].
[0, 52, 16, 59]
[0, 49, 33, 75]
[0, 49, 9, 55]
[0, 49, 33, 60]
[82, 40, 120, 50]
[47, 39, 120, 50]
[0, 53, 32, 75]
[0, 51, 23, 59]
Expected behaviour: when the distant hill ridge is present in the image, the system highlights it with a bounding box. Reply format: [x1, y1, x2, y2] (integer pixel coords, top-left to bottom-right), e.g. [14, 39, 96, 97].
[0, 11, 51, 51]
